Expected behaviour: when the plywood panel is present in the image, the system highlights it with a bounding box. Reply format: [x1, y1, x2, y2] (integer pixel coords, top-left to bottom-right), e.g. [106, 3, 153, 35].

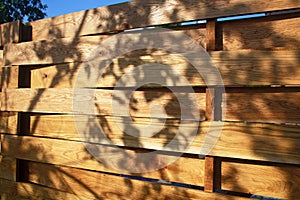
[0, 155, 16, 181]
[224, 90, 300, 123]
[223, 13, 300, 50]
[29, 50, 300, 88]
[3, 121, 300, 164]
[0, 88, 206, 119]
[0, 112, 18, 134]
[0, 20, 21, 47]
[28, 0, 300, 41]
[222, 161, 300, 199]
[25, 161, 247, 200]
[0, 179, 92, 200]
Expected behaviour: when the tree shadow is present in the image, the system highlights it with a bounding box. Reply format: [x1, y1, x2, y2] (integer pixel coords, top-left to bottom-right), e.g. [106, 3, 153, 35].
[1, 0, 300, 199]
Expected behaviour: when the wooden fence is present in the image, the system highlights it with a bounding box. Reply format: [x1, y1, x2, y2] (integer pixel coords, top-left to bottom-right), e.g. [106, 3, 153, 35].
[0, 0, 300, 199]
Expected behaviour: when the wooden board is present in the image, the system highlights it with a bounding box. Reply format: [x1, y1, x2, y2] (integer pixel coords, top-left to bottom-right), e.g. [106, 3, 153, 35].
[0, 20, 21, 47]
[24, 161, 247, 200]
[224, 90, 300, 123]
[3, 121, 300, 164]
[27, 115, 205, 142]
[0, 50, 3, 67]
[0, 112, 18, 134]
[222, 161, 300, 199]
[1, 134, 205, 186]
[0, 179, 92, 200]
[211, 50, 300, 86]
[29, 50, 300, 88]
[0, 155, 16, 181]
[27, 0, 300, 41]
[4, 35, 109, 66]
[223, 12, 300, 50]
[4, 29, 207, 66]
[0, 88, 206, 119]
[0, 66, 19, 89]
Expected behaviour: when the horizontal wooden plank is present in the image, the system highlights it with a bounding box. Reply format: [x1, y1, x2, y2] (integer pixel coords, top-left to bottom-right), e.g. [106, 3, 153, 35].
[27, 0, 300, 41]
[0, 112, 18, 134]
[224, 90, 300, 123]
[4, 35, 109, 66]
[211, 50, 300, 86]
[0, 20, 21, 47]
[0, 155, 16, 181]
[28, 115, 201, 142]
[25, 161, 247, 200]
[3, 121, 300, 164]
[29, 50, 300, 88]
[4, 28, 207, 66]
[0, 88, 206, 119]
[1, 133, 205, 186]
[223, 12, 300, 50]
[0, 179, 92, 200]
[0, 66, 19, 89]
[222, 161, 300, 199]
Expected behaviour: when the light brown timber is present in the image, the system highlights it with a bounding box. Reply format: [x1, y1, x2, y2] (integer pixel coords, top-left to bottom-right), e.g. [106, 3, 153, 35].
[222, 12, 300, 50]
[222, 161, 300, 199]
[27, 0, 300, 41]
[0, 155, 16, 181]
[224, 91, 300, 123]
[0, 178, 92, 200]
[0, 20, 22, 47]
[24, 161, 247, 200]
[0, 88, 206, 119]
[2, 122, 300, 165]
[7, 49, 300, 86]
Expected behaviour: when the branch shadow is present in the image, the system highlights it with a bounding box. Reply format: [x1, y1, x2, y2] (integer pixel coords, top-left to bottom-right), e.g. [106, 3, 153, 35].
[1, 0, 300, 199]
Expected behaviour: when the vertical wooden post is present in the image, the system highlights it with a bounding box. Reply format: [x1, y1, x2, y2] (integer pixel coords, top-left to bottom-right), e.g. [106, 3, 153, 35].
[206, 88, 223, 121]
[204, 19, 223, 193]
[0, 20, 32, 189]
[206, 19, 217, 51]
[204, 156, 221, 192]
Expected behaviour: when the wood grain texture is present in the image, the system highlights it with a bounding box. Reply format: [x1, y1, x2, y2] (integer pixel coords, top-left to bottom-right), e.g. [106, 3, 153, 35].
[224, 91, 300, 123]
[222, 161, 300, 199]
[205, 88, 223, 121]
[206, 19, 217, 51]
[23, 161, 247, 200]
[0, 155, 16, 181]
[204, 157, 221, 192]
[27, 115, 205, 146]
[13, 49, 300, 87]
[27, 0, 300, 41]
[211, 50, 300, 86]
[0, 112, 18, 134]
[3, 121, 300, 164]
[0, 179, 92, 200]
[0, 50, 3, 66]
[223, 12, 300, 50]
[4, 28, 207, 66]
[0, 88, 206, 119]
[0, 66, 19, 89]
[0, 20, 21, 47]
[4, 35, 110, 66]
[1, 134, 205, 186]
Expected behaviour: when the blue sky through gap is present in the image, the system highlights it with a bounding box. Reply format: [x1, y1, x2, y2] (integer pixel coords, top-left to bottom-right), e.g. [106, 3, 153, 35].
[42, 0, 266, 22]
[43, 0, 130, 18]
